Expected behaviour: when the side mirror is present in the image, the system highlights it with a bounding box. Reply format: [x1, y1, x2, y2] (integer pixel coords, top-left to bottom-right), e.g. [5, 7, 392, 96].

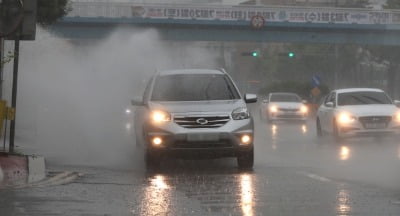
[325, 102, 334, 108]
[394, 100, 400, 107]
[244, 94, 257, 103]
[131, 98, 144, 106]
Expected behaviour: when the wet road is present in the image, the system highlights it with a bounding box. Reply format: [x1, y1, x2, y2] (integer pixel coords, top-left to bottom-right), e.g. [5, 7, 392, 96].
[1, 114, 400, 216]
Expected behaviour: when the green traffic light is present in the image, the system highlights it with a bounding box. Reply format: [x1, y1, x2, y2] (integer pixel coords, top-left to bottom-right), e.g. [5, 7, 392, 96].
[288, 52, 295, 58]
[252, 51, 258, 57]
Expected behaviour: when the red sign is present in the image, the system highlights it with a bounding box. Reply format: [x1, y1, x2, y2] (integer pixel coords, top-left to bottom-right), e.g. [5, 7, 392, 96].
[250, 15, 265, 29]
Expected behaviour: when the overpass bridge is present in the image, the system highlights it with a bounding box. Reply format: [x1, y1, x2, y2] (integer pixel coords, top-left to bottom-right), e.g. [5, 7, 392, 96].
[51, 2, 400, 45]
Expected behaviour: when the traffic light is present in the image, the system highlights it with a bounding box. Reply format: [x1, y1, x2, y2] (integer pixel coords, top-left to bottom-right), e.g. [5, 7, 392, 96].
[241, 50, 260, 57]
[288, 52, 295, 58]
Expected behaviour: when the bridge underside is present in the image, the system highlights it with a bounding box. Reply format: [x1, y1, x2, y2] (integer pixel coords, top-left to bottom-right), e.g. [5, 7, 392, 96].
[50, 20, 400, 46]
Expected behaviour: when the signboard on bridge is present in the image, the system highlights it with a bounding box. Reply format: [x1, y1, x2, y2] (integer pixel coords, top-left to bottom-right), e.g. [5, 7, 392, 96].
[67, 2, 400, 25]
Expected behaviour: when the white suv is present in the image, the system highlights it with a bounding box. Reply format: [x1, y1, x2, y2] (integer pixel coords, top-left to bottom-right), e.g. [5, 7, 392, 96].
[131, 69, 257, 169]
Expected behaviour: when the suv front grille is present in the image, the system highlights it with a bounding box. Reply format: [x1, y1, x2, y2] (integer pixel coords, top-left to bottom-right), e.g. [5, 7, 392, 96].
[174, 115, 230, 128]
[171, 141, 232, 148]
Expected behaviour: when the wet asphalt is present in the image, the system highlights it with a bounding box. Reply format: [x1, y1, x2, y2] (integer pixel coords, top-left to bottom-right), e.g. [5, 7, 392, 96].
[0, 111, 400, 216]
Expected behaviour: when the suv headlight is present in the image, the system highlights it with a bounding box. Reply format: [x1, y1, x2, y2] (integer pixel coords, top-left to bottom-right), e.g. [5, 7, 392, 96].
[232, 107, 250, 120]
[151, 110, 171, 124]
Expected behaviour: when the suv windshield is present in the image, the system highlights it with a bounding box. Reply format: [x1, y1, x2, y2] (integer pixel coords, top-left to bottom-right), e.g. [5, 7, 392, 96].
[151, 74, 240, 101]
[337, 91, 392, 106]
[270, 94, 301, 102]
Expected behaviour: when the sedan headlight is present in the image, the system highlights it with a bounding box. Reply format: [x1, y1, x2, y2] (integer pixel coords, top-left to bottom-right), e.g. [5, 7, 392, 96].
[394, 112, 400, 122]
[337, 112, 356, 125]
[269, 105, 278, 113]
[232, 107, 250, 120]
[151, 110, 171, 124]
[300, 105, 308, 114]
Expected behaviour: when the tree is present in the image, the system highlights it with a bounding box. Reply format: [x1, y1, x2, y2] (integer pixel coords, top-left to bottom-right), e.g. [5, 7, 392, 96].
[339, 0, 370, 8]
[384, 0, 400, 9]
[366, 1, 400, 97]
[37, 0, 71, 25]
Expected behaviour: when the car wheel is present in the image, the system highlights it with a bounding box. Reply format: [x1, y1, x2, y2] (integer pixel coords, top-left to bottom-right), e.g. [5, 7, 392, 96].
[145, 151, 160, 169]
[333, 120, 343, 142]
[237, 149, 254, 169]
[316, 118, 323, 137]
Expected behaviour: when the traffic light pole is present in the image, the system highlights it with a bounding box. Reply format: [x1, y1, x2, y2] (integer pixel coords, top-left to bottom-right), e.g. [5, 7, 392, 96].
[334, 44, 338, 88]
[9, 33, 19, 153]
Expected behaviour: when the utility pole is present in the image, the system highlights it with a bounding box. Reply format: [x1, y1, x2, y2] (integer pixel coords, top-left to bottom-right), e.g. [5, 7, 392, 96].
[0, 0, 37, 152]
[9, 29, 20, 153]
[0, 0, 4, 99]
[0, 38, 3, 98]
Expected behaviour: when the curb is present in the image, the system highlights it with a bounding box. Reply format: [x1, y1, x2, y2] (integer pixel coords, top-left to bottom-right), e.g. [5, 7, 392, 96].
[0, 153, 45, 187]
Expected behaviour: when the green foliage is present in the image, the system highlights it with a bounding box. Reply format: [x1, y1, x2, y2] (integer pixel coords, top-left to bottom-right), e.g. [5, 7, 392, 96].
[384, 0, 400, 9]
[339, 0, 370, 8]
[366, 45, 400, 96]
[37, 0, 71, 25]
[1, 51, 15, 65]
[258, 81, 329, 100]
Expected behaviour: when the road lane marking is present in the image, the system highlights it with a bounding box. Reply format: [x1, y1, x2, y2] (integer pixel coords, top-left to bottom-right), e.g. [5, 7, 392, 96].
[299, 172, 332, 183]
[391, 200, 400, 205]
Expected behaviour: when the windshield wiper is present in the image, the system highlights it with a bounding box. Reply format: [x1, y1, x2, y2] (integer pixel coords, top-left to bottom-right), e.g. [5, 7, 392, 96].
[349, 95, 368, 104]
[361, 95, 387, 104]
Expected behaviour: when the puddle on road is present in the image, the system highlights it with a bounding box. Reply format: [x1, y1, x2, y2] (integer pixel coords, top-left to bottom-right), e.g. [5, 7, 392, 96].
[240, 174, 255, 216]
[339, 146, 351, 161]
[135, 171, 256, 216]
[336, 187, 352, 216]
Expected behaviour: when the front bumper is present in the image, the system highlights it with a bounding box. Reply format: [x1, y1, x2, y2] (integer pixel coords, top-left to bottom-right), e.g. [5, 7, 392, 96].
[338, 119, 400, 137]
[143, 118, 254, 158]
[268, 110, 307, 121]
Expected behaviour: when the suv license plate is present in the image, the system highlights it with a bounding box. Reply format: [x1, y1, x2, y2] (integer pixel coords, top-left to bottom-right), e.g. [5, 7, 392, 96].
[365, 123, 386, 129]
[187, 133, 219, 142]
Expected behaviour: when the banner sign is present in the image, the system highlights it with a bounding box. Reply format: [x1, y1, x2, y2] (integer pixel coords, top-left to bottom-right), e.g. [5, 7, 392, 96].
[67, 2, 400, 25]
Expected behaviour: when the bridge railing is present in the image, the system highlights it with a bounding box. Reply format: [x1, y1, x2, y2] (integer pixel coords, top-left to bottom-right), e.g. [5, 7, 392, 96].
[66, 2, 400, 25]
